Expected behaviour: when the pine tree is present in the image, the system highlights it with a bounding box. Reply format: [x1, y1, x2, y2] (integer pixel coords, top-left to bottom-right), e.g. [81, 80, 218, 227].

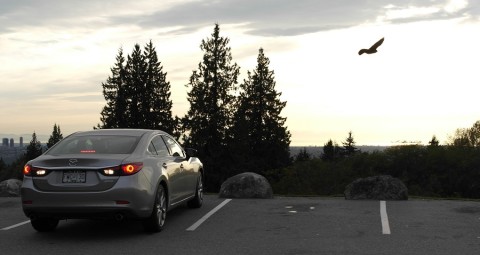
[25, 132, 43, 161]
[47, 124, 63, 148]
[183, 23, 240, 190]
[295, 147, 312, 162]
[143, 41, 175, 133]
[322, 139, 341, 161]
[124, 44, 146, 127]
[99, 48, 127, 128]
[428, 135, 440, 147]
[342, 131, 359, 156]
[233, 48, 291, 173]
[99, 42, 175, 132]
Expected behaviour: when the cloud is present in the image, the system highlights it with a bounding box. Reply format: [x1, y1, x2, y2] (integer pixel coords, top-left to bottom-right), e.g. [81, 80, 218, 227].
[0, 0, 477, 37]
[121, 0, 374, 36]
[108, 0, 477, 36]
[444, 0, 468, 13]
[377, 0, 471, 24]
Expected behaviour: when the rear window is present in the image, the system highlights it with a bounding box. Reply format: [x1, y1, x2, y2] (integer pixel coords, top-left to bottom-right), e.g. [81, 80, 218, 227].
[46, 135, 141, 155]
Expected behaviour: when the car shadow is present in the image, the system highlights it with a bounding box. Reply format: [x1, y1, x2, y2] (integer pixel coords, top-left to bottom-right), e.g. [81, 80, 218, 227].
[23, 204, 194, 242]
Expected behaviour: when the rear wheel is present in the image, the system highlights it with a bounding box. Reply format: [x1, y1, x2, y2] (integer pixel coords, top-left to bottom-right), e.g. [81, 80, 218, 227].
[31, 218, 59, 232]
[143, 184, 167, 232]
[187, 174, 203, 208]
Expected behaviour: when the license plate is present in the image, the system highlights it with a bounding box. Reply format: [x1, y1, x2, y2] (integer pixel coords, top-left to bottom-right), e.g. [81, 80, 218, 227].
[62, 171, 86, 183]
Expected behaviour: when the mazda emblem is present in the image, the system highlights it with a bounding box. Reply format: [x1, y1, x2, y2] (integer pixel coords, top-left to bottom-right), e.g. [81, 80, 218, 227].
[69, 159, 78, 166]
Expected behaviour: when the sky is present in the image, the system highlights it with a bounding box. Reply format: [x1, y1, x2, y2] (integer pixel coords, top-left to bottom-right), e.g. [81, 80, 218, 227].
[1, 0, 479, 146]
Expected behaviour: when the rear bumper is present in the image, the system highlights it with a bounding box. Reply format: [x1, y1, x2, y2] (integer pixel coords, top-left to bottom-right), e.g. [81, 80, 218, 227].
[21, 176, 155, 220]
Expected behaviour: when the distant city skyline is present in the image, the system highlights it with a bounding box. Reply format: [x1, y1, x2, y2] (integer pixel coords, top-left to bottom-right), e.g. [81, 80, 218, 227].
[1, 137, 23, 147]
[0, 134, 46, 145]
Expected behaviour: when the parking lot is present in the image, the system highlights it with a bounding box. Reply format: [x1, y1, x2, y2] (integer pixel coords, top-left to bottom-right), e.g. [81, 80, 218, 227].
[1, 195, 479, 254]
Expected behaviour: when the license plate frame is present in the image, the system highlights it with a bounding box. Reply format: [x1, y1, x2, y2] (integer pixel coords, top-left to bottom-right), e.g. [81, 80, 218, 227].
[62, 170, 86, 183]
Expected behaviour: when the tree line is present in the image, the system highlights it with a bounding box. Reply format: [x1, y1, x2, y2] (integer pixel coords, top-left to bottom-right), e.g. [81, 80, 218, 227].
[96, 24, 291, 191]
[281, 122, 480, 199]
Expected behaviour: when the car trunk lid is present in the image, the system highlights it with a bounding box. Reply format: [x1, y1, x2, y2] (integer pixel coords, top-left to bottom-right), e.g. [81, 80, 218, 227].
[31, 154, 129, 192]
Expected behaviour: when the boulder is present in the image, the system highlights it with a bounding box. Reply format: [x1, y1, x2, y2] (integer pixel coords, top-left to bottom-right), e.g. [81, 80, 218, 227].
[0, 179, 23, 197]
[344, 175, 408, 200]
[219, 172, 273, 199]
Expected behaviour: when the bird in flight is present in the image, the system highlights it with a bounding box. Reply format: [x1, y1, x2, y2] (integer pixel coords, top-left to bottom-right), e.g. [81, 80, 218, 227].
[358, 37, 384, 55]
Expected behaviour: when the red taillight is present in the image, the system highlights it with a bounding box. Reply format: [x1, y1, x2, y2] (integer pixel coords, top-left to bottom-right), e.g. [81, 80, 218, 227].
[121, 163, 143, 175]
[23, 165, 32, 176]
[23, 165, 49, 177]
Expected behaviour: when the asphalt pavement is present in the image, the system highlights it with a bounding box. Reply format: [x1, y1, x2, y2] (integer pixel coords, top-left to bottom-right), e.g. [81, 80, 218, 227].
[1, 195, 479, 255]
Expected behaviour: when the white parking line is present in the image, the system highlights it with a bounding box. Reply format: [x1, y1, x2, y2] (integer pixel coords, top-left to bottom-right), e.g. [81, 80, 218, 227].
[186, 199, 232, 231]
[380, 201, 391, 235]
[1, 220, 30, 231]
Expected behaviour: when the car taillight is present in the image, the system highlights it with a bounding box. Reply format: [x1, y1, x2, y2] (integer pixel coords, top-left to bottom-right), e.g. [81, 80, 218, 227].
[23, 164, 49, 177]
[23, 165, 32, 176]
[121, 163, 143, 175]
[99, 163, 143, 176]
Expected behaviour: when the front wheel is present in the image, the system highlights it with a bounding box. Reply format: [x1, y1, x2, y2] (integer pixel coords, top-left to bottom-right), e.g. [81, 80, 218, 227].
[187, 174, 203, 209]
[143, 184, 167, 232]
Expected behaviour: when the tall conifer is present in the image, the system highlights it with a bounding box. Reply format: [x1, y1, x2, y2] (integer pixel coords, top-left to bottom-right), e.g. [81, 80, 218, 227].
[124, 44, 146, 127]
[99, 42, 174, 132]
[233, 48, 291, 173]
[47, 124, 63, 148]
[143, 41, 174, 133]
[183, 24, 240, 190]
[342, 131, 359, 156]
[26, 132, 43, 161]
[100, 48, 127, 128]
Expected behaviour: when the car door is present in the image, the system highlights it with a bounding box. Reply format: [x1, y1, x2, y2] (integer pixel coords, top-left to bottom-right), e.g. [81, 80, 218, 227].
[162, 135, 193, 200]
[150, 136, 182, 204]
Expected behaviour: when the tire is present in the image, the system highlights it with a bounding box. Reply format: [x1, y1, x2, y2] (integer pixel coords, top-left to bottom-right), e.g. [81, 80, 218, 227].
[143, 184, 167, 232]
[187, 174, 203, 209]
[31, 218, 59, 232]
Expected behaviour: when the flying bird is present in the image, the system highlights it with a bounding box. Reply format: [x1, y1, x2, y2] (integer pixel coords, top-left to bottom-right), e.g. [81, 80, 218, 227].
[358, 37, 384, 55]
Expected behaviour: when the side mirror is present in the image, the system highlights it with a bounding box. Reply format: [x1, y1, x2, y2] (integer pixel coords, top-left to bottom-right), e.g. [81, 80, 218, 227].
[185, 148, 198, 159]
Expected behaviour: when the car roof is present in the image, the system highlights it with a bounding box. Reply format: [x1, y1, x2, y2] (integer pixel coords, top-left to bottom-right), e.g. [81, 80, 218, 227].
[69, 129, 167, 137]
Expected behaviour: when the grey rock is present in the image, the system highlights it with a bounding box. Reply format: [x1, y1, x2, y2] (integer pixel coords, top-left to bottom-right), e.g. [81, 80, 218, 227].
[344, 175, 408, 200]
[219, 172, 273, 199]
[0, 179, 23, 197]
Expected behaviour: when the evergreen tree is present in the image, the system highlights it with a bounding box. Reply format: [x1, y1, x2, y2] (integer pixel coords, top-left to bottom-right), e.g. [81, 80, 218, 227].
[342, 131, 359, 156]
[124, 44, 146, 127]
[295, 147, 312, 162]
[25, 132, 43, 161]
[99, 43, 175, 132]
[322, 139, 341, 161]
[428, 135, 440, 147]
[143, 41, 175, 133]
[232, 48, 291, 174]
[47, 123, 64, 148]
[99, 48, 127, 128]
[183, 23, 240, 191]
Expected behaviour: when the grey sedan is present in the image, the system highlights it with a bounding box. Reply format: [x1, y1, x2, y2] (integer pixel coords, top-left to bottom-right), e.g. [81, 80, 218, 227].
[21, 129, 204, 232]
